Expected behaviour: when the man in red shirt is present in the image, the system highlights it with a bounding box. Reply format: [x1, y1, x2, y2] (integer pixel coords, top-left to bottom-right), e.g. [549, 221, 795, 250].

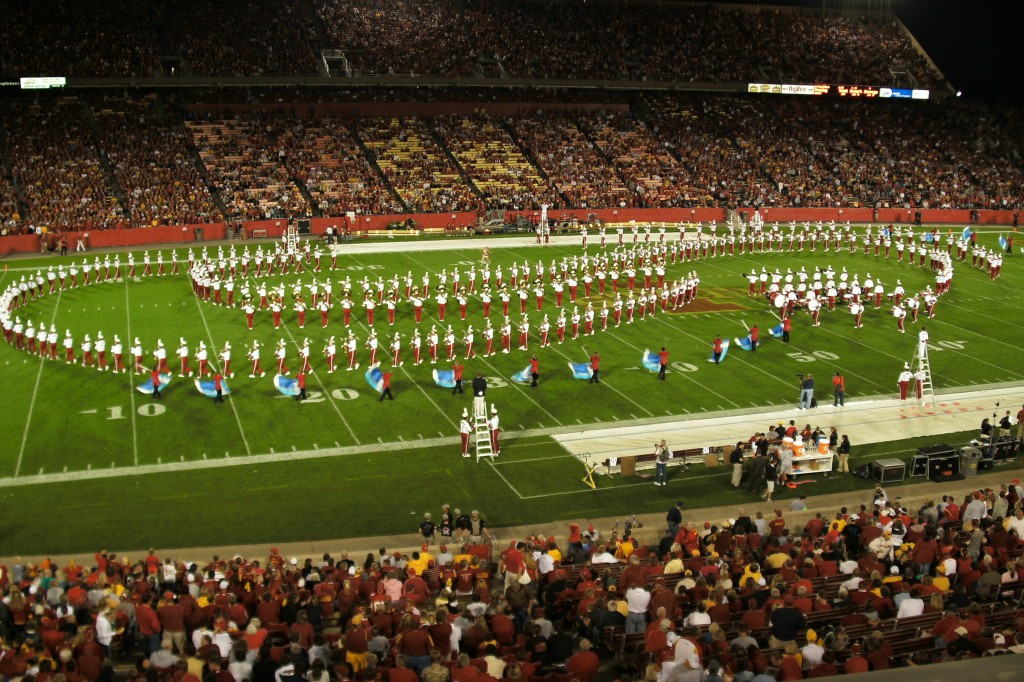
[213, 372, 224, 403]
[529, 356, 539, 387]
[658, 347, 669, 380]
[379, 369, 394, 401]
[295, 371, 307, 401]
[589, 352, 600, 384]
[712, 336, 723, 364]
[451, 362, 464, 395]
[157, 593, 185, 653]
[136, 595, 162, 656]
[750, 325, 759, 352]
[500, 542, 526, 588]
[395, 624, 434, 674]
[564, 639, 600, 679]
[151, 368, 164, 400]
[782, 317, 792, 343]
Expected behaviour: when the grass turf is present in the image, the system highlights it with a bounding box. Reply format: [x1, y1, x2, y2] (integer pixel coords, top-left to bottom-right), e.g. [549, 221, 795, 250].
[0, 229, 1021, 554]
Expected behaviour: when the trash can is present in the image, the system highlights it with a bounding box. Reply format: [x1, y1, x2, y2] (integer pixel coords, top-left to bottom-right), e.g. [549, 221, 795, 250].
[960, 446, 982, 478]
[194, 227, 204, 242]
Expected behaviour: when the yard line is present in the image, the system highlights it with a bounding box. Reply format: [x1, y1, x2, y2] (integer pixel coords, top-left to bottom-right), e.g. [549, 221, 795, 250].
[545, 341, 655, 417]
[485, 459, 525, 499]
[348, 314, 457, 431]
[190, 285, 255, 455]
[778, 333, 889, 393]
[399, 363, 458, 429]
[14, 290, 65, 478]
[477, 354, 563, 425]
[813, 323, 907, 363]
[648, 312, 798, 395]
[936, 299, 1024, 330]
[122, 275, 141, 466]
[277, 320, 361, 444]
[601, 318, 741, 409]
[926, 316, 1024, 355]
[491, 452, 578, 465]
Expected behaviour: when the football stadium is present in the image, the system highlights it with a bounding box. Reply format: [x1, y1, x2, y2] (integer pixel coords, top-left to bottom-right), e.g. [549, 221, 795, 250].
[1, 1, 1023, 679]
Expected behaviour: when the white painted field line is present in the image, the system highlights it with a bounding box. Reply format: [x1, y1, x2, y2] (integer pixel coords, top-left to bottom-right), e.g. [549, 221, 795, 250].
[546, 340, 654, 417]
[14, 291, 64, 478]
[191, 287, 255, 455]
[648, 313, 798, 396]
[595, 319, 742, 410]
[486, 458, 525, 499]
[277, 320, 361, 445]
[477, 354, 563, 426]
[123, 276, 141, 466]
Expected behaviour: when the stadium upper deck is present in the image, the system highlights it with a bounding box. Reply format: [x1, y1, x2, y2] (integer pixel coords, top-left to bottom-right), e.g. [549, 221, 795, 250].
[2, 1, 943, 87]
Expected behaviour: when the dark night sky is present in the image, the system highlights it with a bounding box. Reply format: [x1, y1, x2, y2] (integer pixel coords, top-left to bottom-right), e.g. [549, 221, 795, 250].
[897, 0, 1021, 104]
[706, 0, 1021, 105]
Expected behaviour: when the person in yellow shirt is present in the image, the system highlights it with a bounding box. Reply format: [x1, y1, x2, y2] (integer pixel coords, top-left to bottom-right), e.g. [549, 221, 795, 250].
[931, 564, 951, 593]
[547, 538, 563, 563]
[765, 547, 789, 570]
[740, 562, 764, 588]
[406, 544, 433, 577]
[615, 533, 636, 560]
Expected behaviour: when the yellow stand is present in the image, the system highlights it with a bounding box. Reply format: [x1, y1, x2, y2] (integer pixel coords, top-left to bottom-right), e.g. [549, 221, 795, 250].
[580, 455, 597, 489]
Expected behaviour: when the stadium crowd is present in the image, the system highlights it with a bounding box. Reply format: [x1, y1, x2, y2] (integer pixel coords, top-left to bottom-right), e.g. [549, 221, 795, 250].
[2, 481, 1024, 682]
[275, 117, 403, 217]
[161, 0, 320, 77]
[90, 97, 221, 228]
[312, 1, 942, 87]
[3, 99, 125, 233]
[1, 93, 1021, 234]
[1, 1, 941, 88]
[509, 112, 634, 211]
[186, 114, 310, 221]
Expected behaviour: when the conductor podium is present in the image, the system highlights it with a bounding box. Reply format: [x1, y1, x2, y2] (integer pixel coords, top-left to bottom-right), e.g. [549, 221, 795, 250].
[911, 444, 961, 480]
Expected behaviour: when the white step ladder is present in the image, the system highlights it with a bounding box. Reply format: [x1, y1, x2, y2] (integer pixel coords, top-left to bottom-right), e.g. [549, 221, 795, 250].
[473, 413, 495, 462]
[912, 343, 935, 406]
[285, 225, 299, 258]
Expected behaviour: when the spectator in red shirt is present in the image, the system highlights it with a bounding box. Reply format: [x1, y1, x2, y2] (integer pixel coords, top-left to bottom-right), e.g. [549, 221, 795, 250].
[564, 639, 600, 680]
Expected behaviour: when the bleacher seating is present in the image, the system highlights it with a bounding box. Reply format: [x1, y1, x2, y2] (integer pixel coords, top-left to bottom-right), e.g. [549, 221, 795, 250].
[432, 114, 561, 210]
[91, 96, 220, 227]
[186, 115, 309, 221]
[359, 117, 477, 213]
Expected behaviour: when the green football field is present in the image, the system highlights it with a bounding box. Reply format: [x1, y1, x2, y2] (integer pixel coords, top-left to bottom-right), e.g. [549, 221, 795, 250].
[0, 228, 1020, 555]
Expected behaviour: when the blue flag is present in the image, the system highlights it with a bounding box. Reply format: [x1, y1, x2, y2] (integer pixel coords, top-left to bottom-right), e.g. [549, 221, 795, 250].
[195, 378, 231, 398]
[569, 361, 594, 380]
[923, 232, 934, 243]
[274, 374, 300, 397]
[734, 335, 754, 351]
[364, 365, 384, 393]
[999, 234, 1008, 250]
[136, 373, 173, 395]
[512, 366, 533, 385]
[961, 226, 972, 242]
[707, 339, 730, 363]
[770, 323, 784, 338]
[432, 368, 456, 388]
[641, 348, 661, 372]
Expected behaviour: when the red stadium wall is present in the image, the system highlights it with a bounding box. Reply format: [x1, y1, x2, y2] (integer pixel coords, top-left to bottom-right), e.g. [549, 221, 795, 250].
[1, 211, 1017, 256]
[2, 223, 226, 256]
